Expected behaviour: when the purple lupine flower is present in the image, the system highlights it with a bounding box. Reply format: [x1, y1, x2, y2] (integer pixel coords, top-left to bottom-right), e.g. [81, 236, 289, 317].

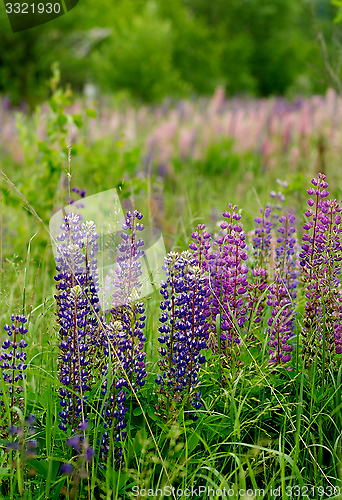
[56, 285, 91, 432]
[0, 314, 28, 424]
[206, 204, 249, 368]
[267, 214, 299, 368]
[112, 210, 145, 308]
[66, 434, 83, 453]
[268, 183, 287, 228]
[244, 207, 273, 338]
[71, 187, 86, 199]
[100, 210, 147, 464]
[5, 415, 38, 466]
[189, 224, 212, 271]
[299, 173, 342, 369]
[156, 250, 209, 420]
[54, 214, 100, 433]
[99, 320, 129, 465]
[61, 434, 94, 481]
[110, 211, 147, 393]
[253, 206, 272, 268]
[60, 463, 73, 476]
[189, 224, 214, 351]
[70, 187, 86, 208]
[245, 267, 268, 338]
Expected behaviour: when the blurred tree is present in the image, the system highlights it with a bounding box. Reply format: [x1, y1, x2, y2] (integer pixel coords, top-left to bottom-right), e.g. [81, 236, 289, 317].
[0, 9, 52, 105]
[0, 6, 93, 106]
[154, 0, 222, 94]
[183, 0, 312, 96]
[90, 0, 222, 100]
[0, 0, 339, 104]
[90, 2, 188, 102]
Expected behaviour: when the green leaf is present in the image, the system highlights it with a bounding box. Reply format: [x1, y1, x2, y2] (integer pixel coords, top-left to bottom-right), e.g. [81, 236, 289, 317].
[57, 114, 68, 127]
[187, 432, 200, 452]
[147, 407, 158, 421]
[201, 348, 212, 360]
[49, 99, 57, 113]
[38, 141, 49, 153]
[72, 114, 83, 128]
[86, 109, 97, 118]
[133, 407, 142, 416]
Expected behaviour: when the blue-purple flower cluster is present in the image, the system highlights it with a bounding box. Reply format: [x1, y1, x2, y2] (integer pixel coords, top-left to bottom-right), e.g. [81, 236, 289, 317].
[245, 207, 273, 336]
[54, 209, 148, 467]
[156, 250, 209, 419]
[70, 186, 86, 207]
[112, 210, 145, 308]
[11, 170, 342, 478]
[253, 206, 273, 267]
[100, 210, 147, 463]
[0, 314, 28, 422]
[54, 214, 100, 432]
[60, 432, 94, 478]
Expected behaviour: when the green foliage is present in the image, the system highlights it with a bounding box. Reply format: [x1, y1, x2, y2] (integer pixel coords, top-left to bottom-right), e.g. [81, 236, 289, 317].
[3, 63, 86, 222]
[0, 66, 146, 272]
[184, 0, 314, 96]
[154, 0, 222, 95]
[0, 9, 87, 106]
[196, 138, 241, 176]
[91, 4, 188, 102]
[0, 0, 339, 103]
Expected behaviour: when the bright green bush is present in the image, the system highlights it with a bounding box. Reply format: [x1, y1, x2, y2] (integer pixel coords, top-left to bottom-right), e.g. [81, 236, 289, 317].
[0, 0, 339, 104]
[91, 5, 188, 102]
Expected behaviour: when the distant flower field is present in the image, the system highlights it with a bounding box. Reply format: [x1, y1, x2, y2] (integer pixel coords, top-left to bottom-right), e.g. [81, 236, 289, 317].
[1, 86, 342, 176]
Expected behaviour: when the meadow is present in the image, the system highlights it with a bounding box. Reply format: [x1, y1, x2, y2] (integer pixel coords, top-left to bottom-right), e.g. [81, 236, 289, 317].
[2, 72, 342, 499]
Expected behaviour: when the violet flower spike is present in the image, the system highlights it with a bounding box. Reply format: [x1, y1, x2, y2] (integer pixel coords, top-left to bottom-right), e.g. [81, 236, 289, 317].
[0, 314, 28, 423]
[207, 204, 249, 368]
[100, 210, 147, 465]
[267, 214, 298, 368]
[299, 173, 342, 370]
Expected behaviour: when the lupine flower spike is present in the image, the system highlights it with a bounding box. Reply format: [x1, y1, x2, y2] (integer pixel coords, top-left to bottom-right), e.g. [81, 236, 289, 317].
[299, 173, 342, 371]
[0, 314, 28, 427]
[267, 214, 298, 368]
[245, 207, 272, 341]
[156, 250, 209, 420]
[208, 204, 248, 373]
[54, 213, 99, 433]
[100, 210, 147, 466]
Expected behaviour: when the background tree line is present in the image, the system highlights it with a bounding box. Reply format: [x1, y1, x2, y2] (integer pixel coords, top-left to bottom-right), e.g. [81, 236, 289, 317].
[0, 0, 340, 106]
